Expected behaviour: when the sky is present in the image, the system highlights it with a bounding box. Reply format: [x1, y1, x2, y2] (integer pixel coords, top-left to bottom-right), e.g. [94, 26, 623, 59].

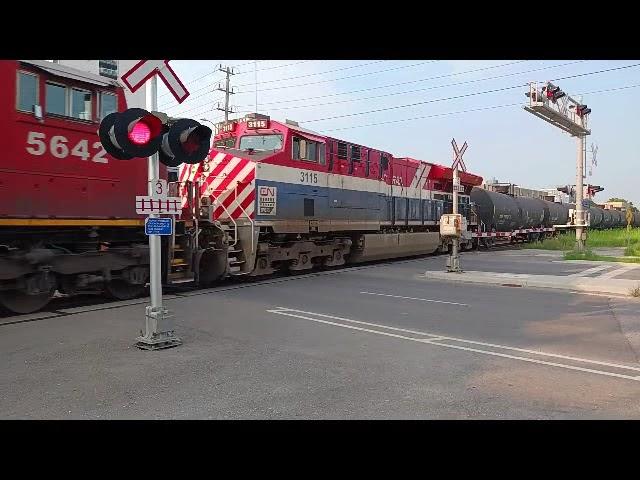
[156, 60, 640, 205]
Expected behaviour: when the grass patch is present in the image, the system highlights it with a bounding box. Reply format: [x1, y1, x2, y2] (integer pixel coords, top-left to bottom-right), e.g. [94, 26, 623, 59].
[624, 243, 640, 256]
[563, 249, 640, 263]
[522, 234, 575, 251]
[524, 228, 640, 251]
[630, 285, 640, 297]
[587, 228, 640, 248]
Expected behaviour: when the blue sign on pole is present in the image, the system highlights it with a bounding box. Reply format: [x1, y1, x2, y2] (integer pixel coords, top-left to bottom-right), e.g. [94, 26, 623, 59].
[145, 217, 173, 236]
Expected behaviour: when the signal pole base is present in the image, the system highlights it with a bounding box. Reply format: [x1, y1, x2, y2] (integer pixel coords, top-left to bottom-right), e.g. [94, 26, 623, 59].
[135, 306, 182, 351]
[446, 254, 462, 273]
[446, 238, 463, 273]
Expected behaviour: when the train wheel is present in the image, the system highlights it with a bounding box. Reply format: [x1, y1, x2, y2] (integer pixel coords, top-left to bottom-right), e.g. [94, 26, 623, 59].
[0, 289, 53, 315]
[104, 280, 146, 301]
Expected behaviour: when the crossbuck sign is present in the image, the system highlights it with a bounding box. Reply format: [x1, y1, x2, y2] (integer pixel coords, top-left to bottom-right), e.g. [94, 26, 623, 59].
[121, 60, 190, 104]
[451, 139, 468, 172]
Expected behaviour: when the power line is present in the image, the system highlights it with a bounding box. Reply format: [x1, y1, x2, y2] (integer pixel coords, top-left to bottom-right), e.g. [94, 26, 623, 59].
[235, 60, 439, 94]
[191, 60, 532, 115]
[320, 83, 640, 133]
[157, 60, 263, 103]
[302, 84, 528, 123]
[233, 60, 386, 87]
[159, 61, 311, 105]
[234, 60, 310, 75]
[301, 63, 640, 124]
[236, 61, 531, 108]
[322, 103, 522, 132]
[164, 60, 438, 116]
[249, 61, 585, 113]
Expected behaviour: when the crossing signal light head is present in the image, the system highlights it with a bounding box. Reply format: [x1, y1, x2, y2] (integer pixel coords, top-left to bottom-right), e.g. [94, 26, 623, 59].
[576, 104, 591, 117]
[546, 85, 565, 103]
[98, 108, 163, 160]
[98, 109, 212, 166]
[159, 118, 212, 167]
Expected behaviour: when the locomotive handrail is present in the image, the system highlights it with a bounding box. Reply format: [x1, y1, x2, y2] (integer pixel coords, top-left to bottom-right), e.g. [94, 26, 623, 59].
[233, 183, 255, 255]
[211, 199, 239, 248]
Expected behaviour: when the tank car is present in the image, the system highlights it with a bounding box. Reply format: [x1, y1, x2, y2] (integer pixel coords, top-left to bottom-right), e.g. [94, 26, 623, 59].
[0, 60, 163, 313]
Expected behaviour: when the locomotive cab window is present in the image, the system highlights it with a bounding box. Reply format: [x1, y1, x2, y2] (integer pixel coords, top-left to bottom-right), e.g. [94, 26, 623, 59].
[239, 134, 283, 152]
[71, 88, 92, 120]
[46, 82, 66, 116]
[17, 71, 38, 112]
[99, 92, 117, 119]
[293, 136, 324, 163]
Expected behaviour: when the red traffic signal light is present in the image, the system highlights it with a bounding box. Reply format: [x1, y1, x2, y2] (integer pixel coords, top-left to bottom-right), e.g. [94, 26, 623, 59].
[99, 108, 163, 160]
[576, 104, 591, 117]
[158, 118, 212, 167]
[98, 109, 212, 166]
[546, 85, 566, 103]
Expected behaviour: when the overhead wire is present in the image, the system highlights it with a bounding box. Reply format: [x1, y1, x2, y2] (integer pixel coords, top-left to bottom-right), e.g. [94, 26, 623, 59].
[320, 83, 640, 132]
[300, 63, 640, 124]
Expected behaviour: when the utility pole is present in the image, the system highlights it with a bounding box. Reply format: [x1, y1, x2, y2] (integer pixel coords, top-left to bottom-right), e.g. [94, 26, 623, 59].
[575, 135, 586, 250]
[216, 65, 236, 122]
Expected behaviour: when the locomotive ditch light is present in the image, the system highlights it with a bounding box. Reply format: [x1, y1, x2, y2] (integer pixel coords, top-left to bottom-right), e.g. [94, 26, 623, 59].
[159, 118, 213, 167]
[98, 108, 164, 160]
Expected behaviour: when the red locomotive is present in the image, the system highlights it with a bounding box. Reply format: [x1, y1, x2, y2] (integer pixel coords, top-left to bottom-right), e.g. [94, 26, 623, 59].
[172, 115, 483, 284]
[0, 60, 164, 313]
[0, 61, 483, 315]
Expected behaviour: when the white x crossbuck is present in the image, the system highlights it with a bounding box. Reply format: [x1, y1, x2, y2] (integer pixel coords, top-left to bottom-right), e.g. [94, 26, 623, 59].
[451, 138, 468, 172]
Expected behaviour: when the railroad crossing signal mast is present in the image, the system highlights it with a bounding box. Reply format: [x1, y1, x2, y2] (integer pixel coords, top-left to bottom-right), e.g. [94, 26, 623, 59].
[524, 82, 592, 250]
[102, 60, 212, 350]
[442, 139, 468, 273]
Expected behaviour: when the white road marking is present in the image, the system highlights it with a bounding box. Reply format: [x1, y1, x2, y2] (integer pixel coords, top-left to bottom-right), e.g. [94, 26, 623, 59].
[359, 291, 468, 306]
[599, 263, 640, 280]
[567, 264, 613, 277]
[268, 307, 640, 382]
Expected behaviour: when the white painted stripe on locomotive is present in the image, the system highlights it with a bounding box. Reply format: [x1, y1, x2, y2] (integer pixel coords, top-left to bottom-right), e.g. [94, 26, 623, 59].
[208, 161, 255, 199]
[410, 164, 430, 189]
[256, 162, 432, 200]
[197, 152, 236, 186]
[203, 157, 246, 196]
[212, 164, 256, 209]
[217, 179, 256, 218]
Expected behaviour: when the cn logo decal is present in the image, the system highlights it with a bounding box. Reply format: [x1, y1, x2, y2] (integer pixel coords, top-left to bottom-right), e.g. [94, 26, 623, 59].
[258, 186, 277, 216]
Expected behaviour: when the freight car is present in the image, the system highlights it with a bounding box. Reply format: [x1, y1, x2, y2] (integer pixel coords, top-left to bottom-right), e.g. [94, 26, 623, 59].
[468, 187, 639, 247]
[0, 60, 162, 313]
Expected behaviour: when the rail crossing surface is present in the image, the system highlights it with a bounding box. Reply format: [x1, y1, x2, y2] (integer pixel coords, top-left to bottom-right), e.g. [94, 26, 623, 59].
[2, 250, 640, 419]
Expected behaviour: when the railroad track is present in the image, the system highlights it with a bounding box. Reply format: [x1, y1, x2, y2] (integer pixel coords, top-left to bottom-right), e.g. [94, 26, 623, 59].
[0, 243, 527, 322]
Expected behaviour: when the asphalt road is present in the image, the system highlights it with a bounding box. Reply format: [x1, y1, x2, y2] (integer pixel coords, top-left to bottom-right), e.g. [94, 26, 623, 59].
[2, 251, 640, 419]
